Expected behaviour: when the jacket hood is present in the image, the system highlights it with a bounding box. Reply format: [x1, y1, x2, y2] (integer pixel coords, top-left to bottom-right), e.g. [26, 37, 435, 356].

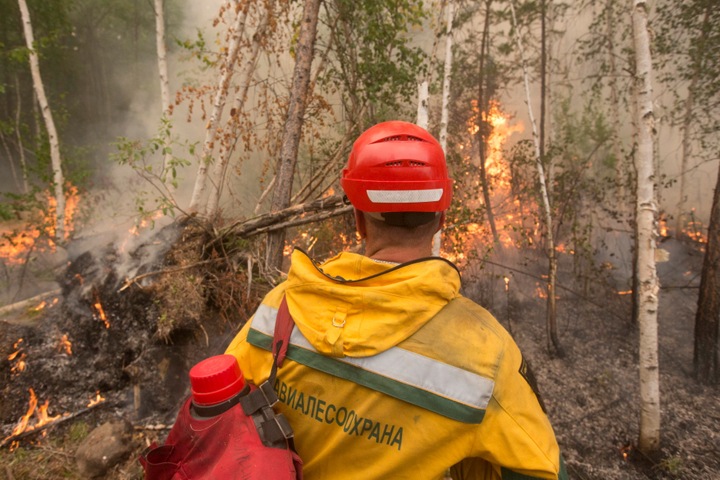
[282, 248, 461, 357]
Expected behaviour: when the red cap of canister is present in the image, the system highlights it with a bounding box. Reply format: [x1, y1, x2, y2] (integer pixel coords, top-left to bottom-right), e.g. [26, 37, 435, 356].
[189, 354, 246, 406]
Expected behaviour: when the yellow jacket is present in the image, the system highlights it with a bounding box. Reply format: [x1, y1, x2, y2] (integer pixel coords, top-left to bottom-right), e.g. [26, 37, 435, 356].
[226, 249, 567, 480]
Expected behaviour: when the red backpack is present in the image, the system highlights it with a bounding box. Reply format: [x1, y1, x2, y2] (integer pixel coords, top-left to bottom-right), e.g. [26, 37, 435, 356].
[140, 298, 302, 479]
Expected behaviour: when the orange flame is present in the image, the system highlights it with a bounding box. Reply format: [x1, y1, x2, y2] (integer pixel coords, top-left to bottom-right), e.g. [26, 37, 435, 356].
[57, 334, 72, 355]
[8, 339, 27, 375]
[47, 184, 80, 241]
[3, 388, 68, 444]
[620, 444, 632, 461]
[118, 211, 165, 254]
[0, 184, 80, 265]
[88, 391, 106, 408]
[35, 399, 63, 429]
[92, 293, 111, 329]
[446, 100, 534, 262]
[31, 301, 47, 312]
[9, 388, 38, 438]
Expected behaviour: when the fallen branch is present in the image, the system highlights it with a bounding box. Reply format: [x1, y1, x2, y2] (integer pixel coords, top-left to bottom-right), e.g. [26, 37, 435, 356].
[118, 259, 217, 292]
[0, 289, 62, 318]
[248, 205, 353, 235]
[0, 400, 110, 449]
[220, 194, 350, 239]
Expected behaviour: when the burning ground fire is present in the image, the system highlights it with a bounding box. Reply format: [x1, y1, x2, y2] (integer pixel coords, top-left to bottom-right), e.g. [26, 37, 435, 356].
[92, 290, 111, 329]
[0, 185, 80, 265]
[1, 389, 107, 449]
[3, 319, 109, 449]
[8, 339, 27, 376]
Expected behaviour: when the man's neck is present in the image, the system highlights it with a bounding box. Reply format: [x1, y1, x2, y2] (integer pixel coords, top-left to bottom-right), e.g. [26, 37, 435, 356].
[365, 244, 432, 264]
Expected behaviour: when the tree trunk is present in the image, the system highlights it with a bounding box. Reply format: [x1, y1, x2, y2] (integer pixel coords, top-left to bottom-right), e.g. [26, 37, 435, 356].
[430, 0, 456, 257]
[187, 4, 249, 214]
[14, 74, 29, 193]
[632, 0, 661, 454]
[438, 0, 454, 152]
[510, 0, 562, 357]
[18, 0, 65, 243]
[153, 0, 174, 182]
[416, 80, 429, 129]
[154, 0, 171, 115]
[265, 0, 321, 273]
[477, 0, 500, 249]
[693, 160, 720, 384]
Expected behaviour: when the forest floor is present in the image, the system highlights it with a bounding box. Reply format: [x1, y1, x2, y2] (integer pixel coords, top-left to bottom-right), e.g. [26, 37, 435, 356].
[0, 230, 718, 480]
[499, 237, 720, 480]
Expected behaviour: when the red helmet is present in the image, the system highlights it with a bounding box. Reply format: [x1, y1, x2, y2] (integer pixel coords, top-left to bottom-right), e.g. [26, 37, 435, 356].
[341, 121, 452, 213]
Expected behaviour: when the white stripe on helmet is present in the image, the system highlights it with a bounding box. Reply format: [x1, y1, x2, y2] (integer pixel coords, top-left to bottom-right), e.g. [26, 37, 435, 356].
[367, 189, 443, 204]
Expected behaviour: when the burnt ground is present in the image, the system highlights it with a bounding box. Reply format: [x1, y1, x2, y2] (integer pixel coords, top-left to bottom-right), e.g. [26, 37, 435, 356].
[0, 224, 718, 480]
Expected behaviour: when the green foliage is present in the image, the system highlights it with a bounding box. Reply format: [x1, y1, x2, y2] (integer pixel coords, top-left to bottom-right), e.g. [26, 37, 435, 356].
[111, 119, 195, 222]
[658, 456, 685, 476]
[176, 29, 218, 68]
[320, 0, 429, 124]
[655, 0, 720, 150]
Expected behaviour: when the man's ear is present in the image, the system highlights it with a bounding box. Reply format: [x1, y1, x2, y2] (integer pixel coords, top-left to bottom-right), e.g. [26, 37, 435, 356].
[436, 212, 446, 232]
[355, 210, 367, 239]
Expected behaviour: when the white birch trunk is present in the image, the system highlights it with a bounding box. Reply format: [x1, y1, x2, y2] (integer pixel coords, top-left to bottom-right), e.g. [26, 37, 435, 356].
[432, 0, 456, 257]
[416, 80, 429, 129]
[154, 0, 174, 183]
[416, 81, 440, 254]
[632, 0, 661, 454]
[18, 0, 65, 242]
[154, 0, 171, 115]
[187, 4, 248, 214]
[510, 1, 561, 354]
[439, 0, 454, 153]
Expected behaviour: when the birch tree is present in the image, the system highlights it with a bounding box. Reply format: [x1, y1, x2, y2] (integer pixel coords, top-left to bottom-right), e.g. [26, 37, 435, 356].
[187, 2, 249, 214]
[476, 0, 500, 248]
[265, 0, 322, 273]
[509, 0, 562, 356]
[631, 0, 660, 454]
[153, 0, 174, 180]
[154, 0, 171, 117]
[438, 0, 454, 151]
[416, 80, 429, 129]
[432, 0, 455, 257]
[17, 0, 65, 243]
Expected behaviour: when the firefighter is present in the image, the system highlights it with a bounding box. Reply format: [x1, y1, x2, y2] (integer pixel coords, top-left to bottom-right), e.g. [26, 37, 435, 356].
[225, 121, 567, 479]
